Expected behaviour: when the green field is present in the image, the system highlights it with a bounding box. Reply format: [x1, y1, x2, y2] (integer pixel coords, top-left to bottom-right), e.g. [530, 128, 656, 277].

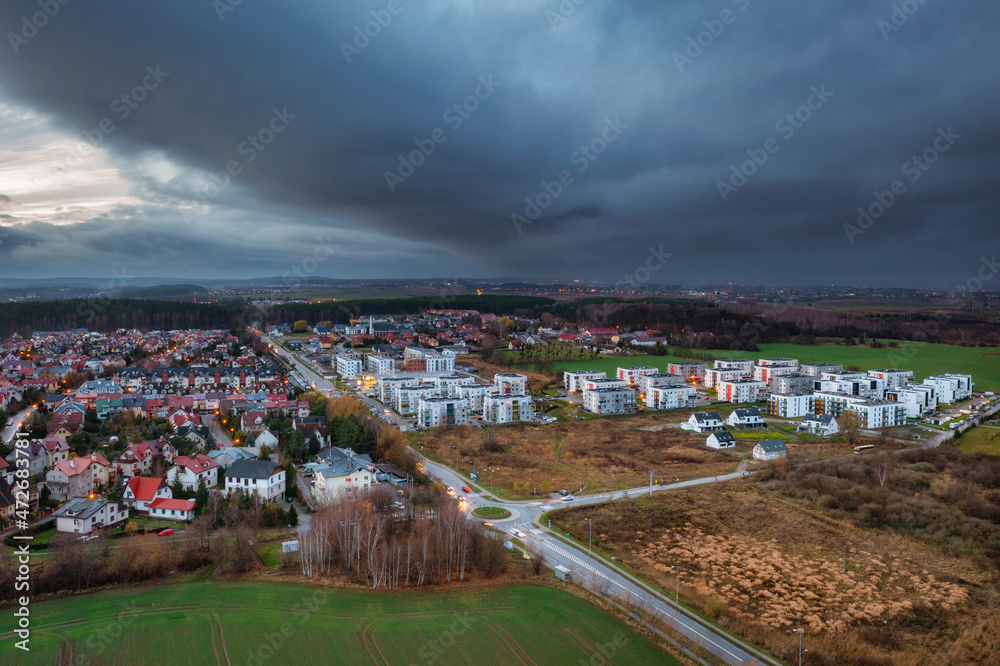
[0, 581, 673, 665]
[957, 426, 1000, 455]
[525, 341, 1000, 391]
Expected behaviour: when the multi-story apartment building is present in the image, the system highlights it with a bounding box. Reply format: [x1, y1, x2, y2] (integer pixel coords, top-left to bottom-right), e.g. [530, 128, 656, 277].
[636, 373, 686, 396]
[923, 374, 974, 403]
[704, 367, 749, 388]
[645, 385, 696, 410]
[845, 401, 907, 429]
[483, 394, 533, 424]
[564, 370, 608, 393]
[770, 373, 814, 395]
[377, 376, 420, 404]
[494, 373, 528, 395]
[395, 383, 441, 415]
[713, 359, 754, 373]
[753, 363, 799, 383]
[417, 397, 469, 428]
[667, 362, 708, 383]
[335, 354, 364, 379]
[616, 366, 657, 387]
[583, 387, 637, 415]
[432, 374, 476, 398]
[717, 379, 768, 404]
[867, 369, 915, 389]
[768, 393, 815, 418]
[458, 384, 496, 412]
[364, 355, 396, 375]
[798, 362, 844, 378]
[886, 385, 938, 417]
[813, 391, 868, 417]
[582, 377, 628, 392]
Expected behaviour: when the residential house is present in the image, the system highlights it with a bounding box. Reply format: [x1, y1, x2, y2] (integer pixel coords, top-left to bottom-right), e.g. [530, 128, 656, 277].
[124, 476, 171, 511]
[44, 454, 110, 501]
[147, 498, 196, 522]
[224, 460, 286, 502]
[685, 412, 724, 433]
[797, 414, 839, 436]
[727, 408, 765, 429]
[52, 497, 129, 535]
[312, 448, 375, 501]
[752, 439, 788, 461]
[706, 430, 736, 449]
[167, 454, 220, 491]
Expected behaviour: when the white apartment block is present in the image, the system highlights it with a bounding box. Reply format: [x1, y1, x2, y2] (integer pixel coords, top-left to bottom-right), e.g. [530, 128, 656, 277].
[494, 373, 528, 395]
[714, 359, 754, 372]
[886, 385, 938, 418]
[616, 366, 657, 387]
[845, 401, 908, 429]
[717, 379, 768, 404]
[813, 391, 868, 417]
[483, 394, 533, 424]
[564, 370, 608, 393]
[583, 387, 637, 415]
[923, 374, 974, 403]
[458, 384, 496, 412]
[377, 376, 419, 404]
[424, 354, 455, 374]
[636, 373, 686, 396]
[395, 383, 441, 415]
[705, 367, 749, 388]
[868, 369, 914, 389]
[753, 364, 799, 383]
[758, 358, 799, 368]
[770, 373, 814, 395]
[645, 385, 696, 410]
[768, 393, 815, 418]
[335, 354, 364, 379]
[365, 355, 396, 375]
[814, 376, 886, 399]
[417, 397, 469, 428]
[582, 377, 628, 391]
[667, 362, 708, 382]
[432, 374, 476, 398]
[798, 362, 844, 377]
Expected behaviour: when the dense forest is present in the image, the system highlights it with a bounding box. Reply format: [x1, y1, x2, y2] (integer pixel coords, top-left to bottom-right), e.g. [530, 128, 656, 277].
[0, 299, 248, 336]
[268, 294, 555, 324]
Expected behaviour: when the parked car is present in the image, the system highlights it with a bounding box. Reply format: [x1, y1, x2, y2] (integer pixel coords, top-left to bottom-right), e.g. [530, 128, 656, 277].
[561, 495, 574, 502]
[558, 489, 569, 496]
[158, 528, 174, 536]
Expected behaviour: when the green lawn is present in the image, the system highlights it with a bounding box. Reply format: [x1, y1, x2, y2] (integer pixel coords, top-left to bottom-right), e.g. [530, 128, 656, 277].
[957, 426, 1000, 455]
[0, 581, 674, 665]
[530, 341, 1000, 391]
[471, 506, 512, 519]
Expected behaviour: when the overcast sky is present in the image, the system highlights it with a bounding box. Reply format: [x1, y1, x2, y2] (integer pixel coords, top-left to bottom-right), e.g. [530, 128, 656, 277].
[0, 1, 997, 288]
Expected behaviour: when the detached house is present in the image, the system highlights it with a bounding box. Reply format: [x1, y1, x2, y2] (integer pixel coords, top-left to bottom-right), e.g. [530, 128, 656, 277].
[752, 439, 788, 461]
[224, 460, 285, 502]
[45, 454, 111, 501]
[727, 408, 765, 429]
[706, 430, 736, 449]
[124, 476, 171, 512]
[686, 412, 724, 433]
[147, 498, 196, 522]
[53, 497, 128, 535]
[167, 454, 219, 491]
[797, 414, 839, 436]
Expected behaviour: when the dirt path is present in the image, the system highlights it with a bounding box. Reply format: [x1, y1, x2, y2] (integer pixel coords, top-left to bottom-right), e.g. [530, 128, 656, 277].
[209, 623, 221, 666]
[367, 625, 390, 666]
[217, 624, 232, 666]
[556, 626, 612, 666]
[358, 631, 381, 665]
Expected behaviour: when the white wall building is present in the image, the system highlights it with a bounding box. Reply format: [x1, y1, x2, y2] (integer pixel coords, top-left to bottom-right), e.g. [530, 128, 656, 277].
[887, 385, 938, 417]
[645, 385, 696, 410]
[705, 367, 750, 388]
[417, 397, 469, 428]
[616, 366, 657, 387]
[717, 379, 768, 404]
[753, 364, 799, 383]
[923, 374, 974, 403]
[868, 369, 915, 389]
[714, 359, 754, 372]
[335, 354, 364, 379]
[813, 391, 869, 417]
[845, 401, 907, 429]
[564, 370, 608, 393]
[432, 374, 476, 398]
[395, 383, 441, 415]
[667, 362, 708, 383]
[636, 373, 686, 396]
[768, 393, 815, 418]
[494, 373, 528, 395]
[458, 384, 496, 412]
[364, 355, 396, 375]
[223, 460, 286, 502]
[798, 362, 844, 377]
[582, 377, 628, 392]
[53, 498, 128, 535]
[583, 387, 637, 415]
[483, 394, 533, 424]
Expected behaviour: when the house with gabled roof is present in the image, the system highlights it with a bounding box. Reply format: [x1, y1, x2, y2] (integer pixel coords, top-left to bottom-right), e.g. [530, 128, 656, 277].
[727, 407, 765, 429]
[167, 454, 219, 491]
[752, 439, 788, 461]
[798, 414, 839, 436]
[685, 412, 724, 433]
[706, 430, 737, 449]
[124, 476, 171, 512]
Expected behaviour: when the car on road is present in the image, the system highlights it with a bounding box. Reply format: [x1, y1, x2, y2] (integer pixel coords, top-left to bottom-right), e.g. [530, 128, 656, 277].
[462, 486, 472, 493]
[457, 496, 466, 503]
[561, 495, 574, 502]
[158, 528, 174, 536]
[446, 486, 456, 496]
[483, 522, 494, 528]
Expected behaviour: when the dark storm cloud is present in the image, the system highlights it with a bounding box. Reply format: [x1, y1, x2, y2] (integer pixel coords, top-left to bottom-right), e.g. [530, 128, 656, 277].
[0, 0, 998, 285]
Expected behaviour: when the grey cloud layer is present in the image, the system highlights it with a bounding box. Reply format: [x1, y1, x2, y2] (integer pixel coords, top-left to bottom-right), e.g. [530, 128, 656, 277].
[0, 0, 998, 285]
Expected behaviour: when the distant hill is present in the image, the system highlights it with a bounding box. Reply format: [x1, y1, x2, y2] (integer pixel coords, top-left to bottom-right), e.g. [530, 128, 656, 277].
[120, 284, 210, 299]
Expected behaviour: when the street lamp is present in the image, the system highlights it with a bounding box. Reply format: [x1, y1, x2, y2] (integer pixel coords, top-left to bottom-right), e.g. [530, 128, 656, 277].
[792, 629, 807, 666]
[671, 566, 683, 603]
[584, 517, 592, 551]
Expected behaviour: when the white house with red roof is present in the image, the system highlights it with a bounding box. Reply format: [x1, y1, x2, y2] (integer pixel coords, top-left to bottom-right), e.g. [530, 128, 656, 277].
[167, 454, 219, 491]
[241, 411, 268, 432]
[148, 498, 196, 522]
[123, 476, 172, 511]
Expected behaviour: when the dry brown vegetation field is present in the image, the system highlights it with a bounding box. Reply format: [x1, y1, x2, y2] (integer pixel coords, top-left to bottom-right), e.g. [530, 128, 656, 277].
[550, 446, 1000, 665]
[414, 420, 740, 498]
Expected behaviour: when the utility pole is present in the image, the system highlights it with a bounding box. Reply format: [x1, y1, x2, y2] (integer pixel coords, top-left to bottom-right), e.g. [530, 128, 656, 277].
[844, 543, 847, 574]
[585, 517, 592, 551]
[648, 470, 653, 497]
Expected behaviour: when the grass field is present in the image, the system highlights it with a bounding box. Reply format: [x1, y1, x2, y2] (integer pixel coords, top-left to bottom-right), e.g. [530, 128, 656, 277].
[956, 425, 1000, 454]
[526, 341, 1000, 391]
[0, 581, 673, 665]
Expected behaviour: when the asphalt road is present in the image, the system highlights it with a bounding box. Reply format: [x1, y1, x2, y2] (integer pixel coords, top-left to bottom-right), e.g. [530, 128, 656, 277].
[1, 406, 36, 444]
[414, 453, 774, 666]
